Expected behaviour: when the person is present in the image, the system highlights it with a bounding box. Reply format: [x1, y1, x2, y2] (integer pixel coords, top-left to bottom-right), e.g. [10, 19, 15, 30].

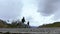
[27, 21, 29, 26]
[21, 17, 25, 23]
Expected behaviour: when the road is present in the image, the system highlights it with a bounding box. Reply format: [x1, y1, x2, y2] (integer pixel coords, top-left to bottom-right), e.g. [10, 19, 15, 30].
[0, 28, 60, 34]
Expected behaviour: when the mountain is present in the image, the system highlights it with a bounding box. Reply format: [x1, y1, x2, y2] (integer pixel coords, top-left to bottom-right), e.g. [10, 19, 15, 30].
[0, 19, 8, 28]
[0, 19, 30, 28]
[38, 22, 60, 28]
[30, 26, 38, 28]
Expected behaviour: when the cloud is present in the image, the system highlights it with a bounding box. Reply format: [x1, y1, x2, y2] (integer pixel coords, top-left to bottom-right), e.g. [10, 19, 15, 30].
[0, 0, 23, 20]
[38, 0, 60, 16]
[0, 0, 60, 26]
[20, 0, 60, 26]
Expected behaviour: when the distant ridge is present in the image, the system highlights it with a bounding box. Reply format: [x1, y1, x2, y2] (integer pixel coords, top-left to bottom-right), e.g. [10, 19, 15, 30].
[38, 22, 60, 28]
[30, 26, 38, 28]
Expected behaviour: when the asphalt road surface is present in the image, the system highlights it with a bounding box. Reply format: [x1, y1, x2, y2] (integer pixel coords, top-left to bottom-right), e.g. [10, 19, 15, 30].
[0, 28, 60, 34]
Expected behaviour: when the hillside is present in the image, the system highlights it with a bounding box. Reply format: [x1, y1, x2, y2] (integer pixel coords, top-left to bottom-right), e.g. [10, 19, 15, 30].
[0, 19, 8, 28]
[0, 17, 30, 28]
[38, 22, 60, 28]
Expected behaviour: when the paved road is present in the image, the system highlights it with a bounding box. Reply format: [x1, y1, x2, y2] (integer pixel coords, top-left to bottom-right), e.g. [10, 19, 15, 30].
[0, 28, 60, 34]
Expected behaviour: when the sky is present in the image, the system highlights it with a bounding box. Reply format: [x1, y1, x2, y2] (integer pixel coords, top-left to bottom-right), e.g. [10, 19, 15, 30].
[0, 0, 60, 26]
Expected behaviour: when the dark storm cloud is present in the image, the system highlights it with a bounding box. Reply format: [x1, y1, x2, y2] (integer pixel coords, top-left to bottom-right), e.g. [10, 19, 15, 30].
[38, 0, 60, 16]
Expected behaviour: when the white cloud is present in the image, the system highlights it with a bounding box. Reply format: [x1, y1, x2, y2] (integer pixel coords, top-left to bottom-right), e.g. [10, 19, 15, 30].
[0, 0, 60, 26]
[0, 0, 22, 20]
[21, 0, 60, 26]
